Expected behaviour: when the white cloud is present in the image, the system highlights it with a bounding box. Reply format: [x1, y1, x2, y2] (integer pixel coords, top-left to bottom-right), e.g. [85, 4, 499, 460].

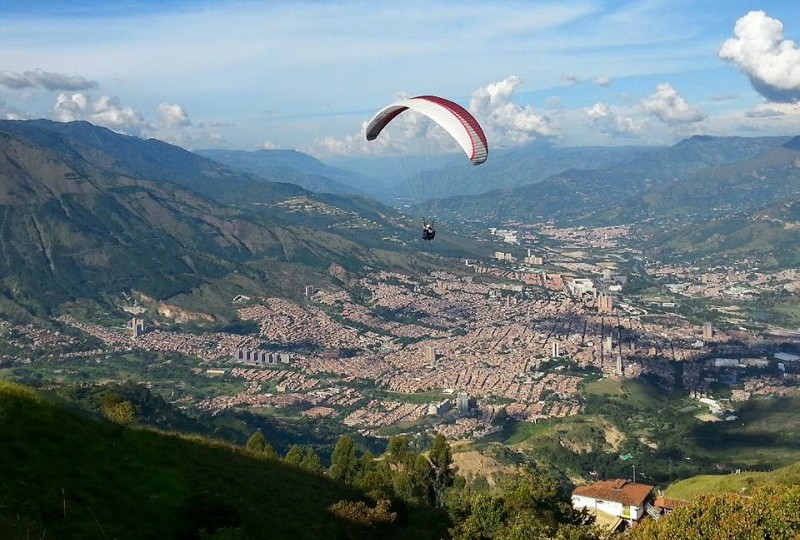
[53, 92, 151, 133]
[719, 11, 800, 103]
[595, 76, 613, 87]
[259, 141, 279, 150]
[469, 76, 554, 146]
[641, 83, 705, 125]
[745, 102, 800, 118]
[585, 102, 641, 136]
[0, 68, 97, 90]
[51, 93, 204, 146]
[308, 76, 554, 158]
[156, 102, 191, 128]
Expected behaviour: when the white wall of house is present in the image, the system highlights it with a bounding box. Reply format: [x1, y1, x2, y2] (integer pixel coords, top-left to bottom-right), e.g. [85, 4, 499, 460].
[572, 496, 642, 520]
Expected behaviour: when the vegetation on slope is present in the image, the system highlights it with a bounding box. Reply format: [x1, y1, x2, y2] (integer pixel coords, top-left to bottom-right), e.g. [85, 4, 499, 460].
[626, 484, 800, 540]
[665, 461, 800, 500]
[0, 380, 446, 539]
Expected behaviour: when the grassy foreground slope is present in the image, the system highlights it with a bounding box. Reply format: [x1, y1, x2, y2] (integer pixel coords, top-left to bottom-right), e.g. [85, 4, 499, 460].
[0, 381, 446, 539]
[665, 461, 800, 500]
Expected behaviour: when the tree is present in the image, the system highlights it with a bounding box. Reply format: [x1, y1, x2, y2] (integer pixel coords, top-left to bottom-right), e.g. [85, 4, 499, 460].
[628, 484, 800, 540]
[100, 393, 136, 431]
[262, 443, 277, 459]
[355, 453, 393, 499]
[284, 444, 304, 467]
[245, 432, 277, 459]
[300, 446, 324, 475]
[429, 434, 456, 507]
[330, 435, 359, 484]
[451, 492, 506, 540]
[246, 432, 266, 453]
[386, 435, 411, 466]
[449, 467, 600, 540]
[409, 454, 434, 505]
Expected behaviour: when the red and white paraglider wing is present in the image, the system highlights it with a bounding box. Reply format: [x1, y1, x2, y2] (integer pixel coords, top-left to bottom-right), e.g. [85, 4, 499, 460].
[365, 95, 488, 165]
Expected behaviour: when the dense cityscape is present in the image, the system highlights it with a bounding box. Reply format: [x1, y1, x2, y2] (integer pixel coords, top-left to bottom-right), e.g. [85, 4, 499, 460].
[4, 222, 797, 447]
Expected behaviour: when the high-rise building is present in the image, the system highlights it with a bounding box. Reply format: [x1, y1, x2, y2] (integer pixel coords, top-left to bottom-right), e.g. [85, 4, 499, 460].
[552, 341, 560, 358]
[616, 353, 624, 377]
[457, 391, 470, 414]
[424, 346, 436, 363]
[129, 317, 145, 337]
[603, 335, 613, 352]
[305, 285, 314, 297]
[234, 348, 290, 366]
[702, 321, 713, 340]
[597, 295, 614, 313]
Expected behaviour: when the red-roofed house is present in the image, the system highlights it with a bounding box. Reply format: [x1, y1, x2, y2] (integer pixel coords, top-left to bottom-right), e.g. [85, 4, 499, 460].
[572, 479, 654, 522]
[652, 496, 689, 516]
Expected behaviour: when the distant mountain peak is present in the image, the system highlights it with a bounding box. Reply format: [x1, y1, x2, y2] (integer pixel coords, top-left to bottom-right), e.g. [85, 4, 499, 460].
[782, 136, 800, 151]
[673, 135, 717, 147]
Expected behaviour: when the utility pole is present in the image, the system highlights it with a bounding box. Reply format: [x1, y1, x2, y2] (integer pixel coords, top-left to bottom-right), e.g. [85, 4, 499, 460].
[632, 465, 636, 484]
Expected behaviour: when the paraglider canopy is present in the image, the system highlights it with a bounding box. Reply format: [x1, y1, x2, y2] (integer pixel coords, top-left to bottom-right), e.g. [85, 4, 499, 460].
[365, 95, 488, 165]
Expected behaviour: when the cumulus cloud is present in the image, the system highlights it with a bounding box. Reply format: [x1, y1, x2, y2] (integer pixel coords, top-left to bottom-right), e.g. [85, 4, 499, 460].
[156, 102, 191, 127]
[563, 75, 580, 86]
[641, 83, 705, 125]
[0, 68, 97, 91]
[719, 11, 800, 103]
[259, 141, 279, 150]
[585, 102, 641, 136]
[53, 92, 151, 133]
[745, 102, 800, 118]
[309, 76, 554, 158]
[51, 94, 199, 141]
[595, 76, 613, 87]
[469, 76, 554, 145]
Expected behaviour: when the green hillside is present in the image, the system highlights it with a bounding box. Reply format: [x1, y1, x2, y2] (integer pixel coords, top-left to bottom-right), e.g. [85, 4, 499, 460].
[665, 460, 800, 500]
[0, 381, 447, 539]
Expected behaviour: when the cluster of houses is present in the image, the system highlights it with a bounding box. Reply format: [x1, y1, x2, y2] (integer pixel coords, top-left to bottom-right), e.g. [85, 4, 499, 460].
[571, 478, 687, 533]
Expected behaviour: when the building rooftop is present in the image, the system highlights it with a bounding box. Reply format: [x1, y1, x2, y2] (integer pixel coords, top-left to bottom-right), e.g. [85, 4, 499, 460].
[653, 496, 689, 511]
[573, 479, 654, 507]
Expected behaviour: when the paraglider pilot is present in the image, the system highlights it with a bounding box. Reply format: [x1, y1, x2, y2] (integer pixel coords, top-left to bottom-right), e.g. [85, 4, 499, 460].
[422, 220, 436, 241]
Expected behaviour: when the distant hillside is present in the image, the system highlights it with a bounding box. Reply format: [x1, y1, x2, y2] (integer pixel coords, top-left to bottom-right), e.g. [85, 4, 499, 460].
[434, 135, 795, 225]
[197, 148, 373, 196]
[0, 380, 447, 539]
[0, 119, 484, 317]
[0, 119, 307, 205]
[429, 134, 800, 266]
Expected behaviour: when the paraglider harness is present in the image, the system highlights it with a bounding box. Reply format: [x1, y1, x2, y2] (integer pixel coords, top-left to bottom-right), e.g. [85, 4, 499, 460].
[422, 219, 436, 241]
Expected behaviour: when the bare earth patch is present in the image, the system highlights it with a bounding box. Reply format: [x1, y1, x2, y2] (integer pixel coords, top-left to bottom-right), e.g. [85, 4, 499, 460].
[452, 450, 514, 487]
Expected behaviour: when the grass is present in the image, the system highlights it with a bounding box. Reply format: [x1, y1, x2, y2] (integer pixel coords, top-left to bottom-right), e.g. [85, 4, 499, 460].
[0, 380, 448, 540]
[582, 377, 624, 396]
[505, 419, 557, 446]
[665, 461, 800, 500]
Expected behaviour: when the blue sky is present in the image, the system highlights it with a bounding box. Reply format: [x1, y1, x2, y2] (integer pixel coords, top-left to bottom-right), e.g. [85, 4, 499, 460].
[0, 0, 799, 159]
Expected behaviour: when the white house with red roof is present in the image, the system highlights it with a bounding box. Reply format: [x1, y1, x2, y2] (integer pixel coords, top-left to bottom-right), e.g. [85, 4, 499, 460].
[571, 479, 654, 522]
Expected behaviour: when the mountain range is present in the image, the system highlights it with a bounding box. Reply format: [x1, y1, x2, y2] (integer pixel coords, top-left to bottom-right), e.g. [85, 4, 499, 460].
[429, 134, 800, 267]
[1, 119, 798, 319]
[196, 148, 374, 197]
[0, 119, 475, 319]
